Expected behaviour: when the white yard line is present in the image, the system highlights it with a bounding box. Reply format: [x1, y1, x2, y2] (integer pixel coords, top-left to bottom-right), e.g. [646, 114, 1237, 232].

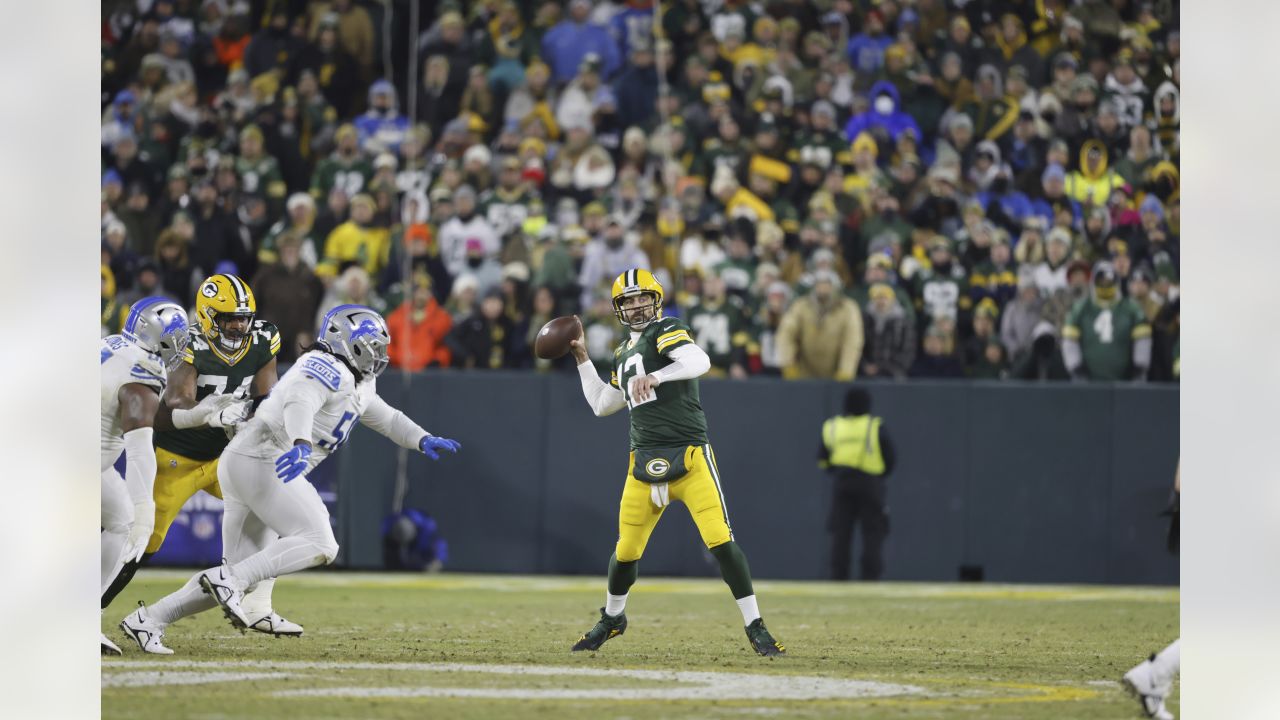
[103, 660, 924, 701]
[128, 570, 1178, 602]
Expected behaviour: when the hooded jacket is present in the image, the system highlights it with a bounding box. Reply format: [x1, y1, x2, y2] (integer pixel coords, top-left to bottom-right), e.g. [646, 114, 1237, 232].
[962, 65, 1020, 141]
[776, 292, 864, 380]
[1150, 81, 1180, 153]
[1065, 139, 1124, 206]
[861, 298, 916, 377]
[843, 81, 923, 143]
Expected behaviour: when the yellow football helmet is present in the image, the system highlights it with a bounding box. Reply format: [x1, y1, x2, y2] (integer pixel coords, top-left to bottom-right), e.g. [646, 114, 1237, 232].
[611, 268, 664, 330]
[195, 274, 257, 351]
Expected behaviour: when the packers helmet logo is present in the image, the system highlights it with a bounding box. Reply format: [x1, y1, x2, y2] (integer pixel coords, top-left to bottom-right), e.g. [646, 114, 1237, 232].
[201, 281, 219, 298]
[645, 458, 670, 477]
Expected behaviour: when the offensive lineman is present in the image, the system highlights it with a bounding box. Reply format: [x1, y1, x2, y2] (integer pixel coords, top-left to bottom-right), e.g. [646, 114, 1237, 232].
[568, 268, 786, 656]
[120, 305, 462, 653]
[100, 297, 205, 654]
[101, 274, 301, 636]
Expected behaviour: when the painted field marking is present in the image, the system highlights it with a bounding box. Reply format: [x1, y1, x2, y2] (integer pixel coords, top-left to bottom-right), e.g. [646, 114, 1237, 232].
[103, 671, 293, 688]
[129, 570, 1179, 603]
[103, 660, 924, 701]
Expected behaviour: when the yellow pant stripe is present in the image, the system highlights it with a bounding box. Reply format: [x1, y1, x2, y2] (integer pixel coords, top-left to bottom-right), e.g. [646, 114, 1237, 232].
[702, 444, 733, 538]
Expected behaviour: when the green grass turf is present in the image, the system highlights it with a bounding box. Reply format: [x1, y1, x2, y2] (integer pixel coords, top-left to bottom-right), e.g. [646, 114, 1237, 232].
[103, 570, 1178, 719]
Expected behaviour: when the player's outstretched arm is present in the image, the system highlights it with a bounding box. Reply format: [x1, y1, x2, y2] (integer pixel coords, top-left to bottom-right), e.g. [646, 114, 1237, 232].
[569, 318, 626, 417]
[360, 394, 461, 461]
[630, 343, 712, 402]
[118, 383, 161, 562]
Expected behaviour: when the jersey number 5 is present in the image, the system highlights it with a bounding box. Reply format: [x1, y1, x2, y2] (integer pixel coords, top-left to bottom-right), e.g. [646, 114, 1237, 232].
[317, 411, 356, 451]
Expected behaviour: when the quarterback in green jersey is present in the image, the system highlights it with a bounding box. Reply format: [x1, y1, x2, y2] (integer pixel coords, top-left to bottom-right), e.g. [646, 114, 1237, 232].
[567, 268, 785, 657]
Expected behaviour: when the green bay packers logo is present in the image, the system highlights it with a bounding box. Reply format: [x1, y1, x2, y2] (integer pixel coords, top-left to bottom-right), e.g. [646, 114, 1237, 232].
[201, 281, 219, 298]
[645, 458, 670, 478]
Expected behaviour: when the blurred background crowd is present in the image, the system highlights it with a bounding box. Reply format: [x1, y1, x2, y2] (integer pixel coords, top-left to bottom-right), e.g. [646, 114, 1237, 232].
[101, 0, 1179, 382]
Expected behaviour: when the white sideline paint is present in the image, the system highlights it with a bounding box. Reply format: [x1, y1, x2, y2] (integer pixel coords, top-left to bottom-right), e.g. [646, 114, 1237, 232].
[103, 671, 292, 688]
[128, 570, 1179, 603]
[103, 660, 924, 701]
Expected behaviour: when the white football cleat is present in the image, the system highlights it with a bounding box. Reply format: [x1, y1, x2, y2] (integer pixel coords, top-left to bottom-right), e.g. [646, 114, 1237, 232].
[1122, 657, 1175, 719]
[101, 632, 122, 656]
[199, 561, 250, 631]
[246, 611, 304, 637]
[119, 603, 174, 655]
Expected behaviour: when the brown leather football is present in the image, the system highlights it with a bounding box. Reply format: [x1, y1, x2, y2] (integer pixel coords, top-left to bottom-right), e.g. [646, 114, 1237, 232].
[534, 316, 582, 360]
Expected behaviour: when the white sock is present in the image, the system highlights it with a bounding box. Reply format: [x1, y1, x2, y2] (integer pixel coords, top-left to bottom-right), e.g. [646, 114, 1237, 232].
[605, 592, 628, 616]
[241, 576, 276, 618]
[736, 595, 761, 625]
[148, 571, 216, 627]
[1151, 638, 1180, 684]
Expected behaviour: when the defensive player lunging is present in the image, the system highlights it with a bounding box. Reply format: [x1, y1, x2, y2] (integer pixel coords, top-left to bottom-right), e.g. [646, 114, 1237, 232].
[100, 297, 203, 654]
[101, 274, 299, 636]
[568, 269, 785, 656]
[120, 305, 462, 653]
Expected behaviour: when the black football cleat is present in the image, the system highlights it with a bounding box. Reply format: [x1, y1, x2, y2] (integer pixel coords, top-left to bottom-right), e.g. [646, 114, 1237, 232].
[745, 618, 786, 657]
[571, 607, 627, 652]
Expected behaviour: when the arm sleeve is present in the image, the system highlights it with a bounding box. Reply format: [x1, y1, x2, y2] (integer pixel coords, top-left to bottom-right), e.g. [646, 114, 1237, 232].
[650, 343, 711, 384]
[879, 425, 897, 476]
[122, 427, 157, 506]
[1062, 338, 1083, 374]
[1132, 336, 1153, 376]
[836, 304, 864, 381]
[578, 359, 627, 417]
[282, 377, 330, 443]
[361, 394, 431, 450]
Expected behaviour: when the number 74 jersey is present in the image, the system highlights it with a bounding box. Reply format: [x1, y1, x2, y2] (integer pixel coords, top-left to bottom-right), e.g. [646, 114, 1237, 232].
[610, 317, 710, 451]
[154, 320, 281, 462]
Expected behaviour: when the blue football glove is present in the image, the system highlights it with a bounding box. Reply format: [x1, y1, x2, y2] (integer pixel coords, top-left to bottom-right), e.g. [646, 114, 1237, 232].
[275, 443, 313, 483]
[420, 435, 462, 460]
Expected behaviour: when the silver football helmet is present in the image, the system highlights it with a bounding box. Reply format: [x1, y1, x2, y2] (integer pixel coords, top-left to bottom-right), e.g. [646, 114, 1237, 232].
[121, 296, 191, 371]
[317, 304, 391, 379]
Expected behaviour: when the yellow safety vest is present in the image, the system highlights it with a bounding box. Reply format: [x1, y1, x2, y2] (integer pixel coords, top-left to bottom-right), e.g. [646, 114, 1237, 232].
[823, 415, 886, 475]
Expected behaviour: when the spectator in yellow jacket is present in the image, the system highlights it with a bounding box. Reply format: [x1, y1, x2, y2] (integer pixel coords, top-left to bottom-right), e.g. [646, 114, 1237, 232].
[1065, 139, 1125, 207]
[317, 193, 390, 280]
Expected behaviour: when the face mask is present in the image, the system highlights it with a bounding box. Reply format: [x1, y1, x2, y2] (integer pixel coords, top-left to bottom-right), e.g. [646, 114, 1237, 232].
[874, 95, 894, 115]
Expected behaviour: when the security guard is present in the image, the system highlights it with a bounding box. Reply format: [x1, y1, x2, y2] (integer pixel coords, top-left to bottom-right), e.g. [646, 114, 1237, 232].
[819, 388, 896, 580]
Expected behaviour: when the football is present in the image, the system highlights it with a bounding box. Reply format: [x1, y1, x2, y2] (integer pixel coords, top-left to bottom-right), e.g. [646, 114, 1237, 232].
[534, 315, 582, 360]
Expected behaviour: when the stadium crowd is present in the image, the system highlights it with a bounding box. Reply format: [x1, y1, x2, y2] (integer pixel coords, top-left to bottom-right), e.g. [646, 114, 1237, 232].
[101, 0, 1179, 382]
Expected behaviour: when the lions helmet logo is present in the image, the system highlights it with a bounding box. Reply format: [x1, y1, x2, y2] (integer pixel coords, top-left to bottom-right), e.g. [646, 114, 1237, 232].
[645, 458, 670, 477]
[349, 318, 381, 342]
[162, 312, 187, 335]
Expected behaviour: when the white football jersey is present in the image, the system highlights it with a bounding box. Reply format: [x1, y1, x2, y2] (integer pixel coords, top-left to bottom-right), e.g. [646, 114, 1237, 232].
[100, 335, 166, 471]
[226, 350, 379, 471]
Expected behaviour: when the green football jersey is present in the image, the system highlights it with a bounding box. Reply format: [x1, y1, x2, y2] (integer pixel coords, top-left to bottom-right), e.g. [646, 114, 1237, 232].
[610, 316, 710, 451]
[1063, 298, 1151, 380]
[234, 155, 286, 199]
[154, 320, 281, 461]
[479, 186, 537, 239]
[310, 156, 371, 200]
[684, 298, 749, 372]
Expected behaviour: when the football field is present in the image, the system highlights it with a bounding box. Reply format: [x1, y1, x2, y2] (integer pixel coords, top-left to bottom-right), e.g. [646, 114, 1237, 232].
[103, 570, 1178, 719]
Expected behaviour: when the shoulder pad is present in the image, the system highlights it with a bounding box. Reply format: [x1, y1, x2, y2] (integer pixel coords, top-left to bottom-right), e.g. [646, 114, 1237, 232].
[129, 352, 167, 390]
[299, 354, 343, 391]
[655, 316, 690, 333]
